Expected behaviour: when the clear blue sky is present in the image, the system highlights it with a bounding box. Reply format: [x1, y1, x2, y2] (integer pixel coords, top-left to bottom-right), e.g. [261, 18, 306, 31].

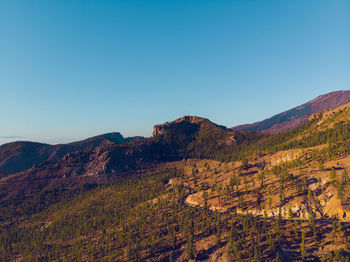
[0, 0, 349, 144]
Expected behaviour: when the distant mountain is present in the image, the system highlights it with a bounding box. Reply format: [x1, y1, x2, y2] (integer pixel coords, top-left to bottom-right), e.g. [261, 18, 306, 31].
[0, 132, 137, 176]
[232, 90, 350, 134]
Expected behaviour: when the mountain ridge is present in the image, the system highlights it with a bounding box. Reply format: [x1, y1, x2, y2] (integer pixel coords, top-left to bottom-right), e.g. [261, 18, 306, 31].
[1, 90, 349, 176]
[0, 116, 260, 205]
[232, 90, 350, 134]
[0, 132, 139, 175]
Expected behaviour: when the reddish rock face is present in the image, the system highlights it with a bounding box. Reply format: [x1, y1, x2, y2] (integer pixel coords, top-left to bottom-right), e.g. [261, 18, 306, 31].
[153, 124, 169, 136]
[232, 90, 350, 134]
[153, 116, 207, 136]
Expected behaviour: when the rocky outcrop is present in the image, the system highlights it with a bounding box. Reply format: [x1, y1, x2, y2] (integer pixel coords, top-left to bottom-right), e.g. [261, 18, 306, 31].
[153, 116, 207, 136]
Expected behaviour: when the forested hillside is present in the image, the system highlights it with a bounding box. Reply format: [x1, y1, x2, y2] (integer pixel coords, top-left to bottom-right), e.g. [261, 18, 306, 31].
[1, 102, 350, 261]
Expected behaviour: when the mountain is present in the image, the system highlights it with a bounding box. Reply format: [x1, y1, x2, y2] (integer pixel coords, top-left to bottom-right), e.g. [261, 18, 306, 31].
[153, 116, 211, 136]
[0, 116, 259, 206]
[1, 115, 248, 179]
[232, 90, 350, 134]
[2, 101, 350, 261]
[0, 132, 137, 176]
[151, 115, 260, 160]
[2, 99, 350, 261]
[6, 88, 348, 179]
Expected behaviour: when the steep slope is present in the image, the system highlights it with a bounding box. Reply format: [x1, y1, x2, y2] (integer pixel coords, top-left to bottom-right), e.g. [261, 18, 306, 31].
[232, 90, 350, 134]
[0, 132, 136, 176]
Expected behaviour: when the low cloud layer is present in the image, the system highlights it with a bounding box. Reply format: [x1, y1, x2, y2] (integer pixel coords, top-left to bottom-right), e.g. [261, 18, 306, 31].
[0, 136, 24, 139]
[0, 136, 24, 145]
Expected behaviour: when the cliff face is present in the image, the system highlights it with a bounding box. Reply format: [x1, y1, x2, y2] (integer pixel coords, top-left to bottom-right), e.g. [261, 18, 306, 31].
[153, 116, 207, 136]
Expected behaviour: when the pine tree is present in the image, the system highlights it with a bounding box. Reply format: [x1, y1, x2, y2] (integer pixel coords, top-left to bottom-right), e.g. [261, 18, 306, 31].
[186, 235, 194, 259]
[318, 161, 324, 171]
[288, 206, 293, 220]
[268, 196, 272, 209]
[126, 239, 132, 260]
[300, 231, 306, 260]
[330, 167, 336, 182]
[338, 183, 345, 204]
[216, 214, 221, 245]
[202, 191, 208, 211]
[342, 169, 349, 183]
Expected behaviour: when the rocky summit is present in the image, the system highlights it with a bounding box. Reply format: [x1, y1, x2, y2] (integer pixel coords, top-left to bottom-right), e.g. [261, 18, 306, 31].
[153, 116, 208, 136]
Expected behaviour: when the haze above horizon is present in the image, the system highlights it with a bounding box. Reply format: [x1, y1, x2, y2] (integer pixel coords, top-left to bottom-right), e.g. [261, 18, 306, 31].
[0, 0, 349, 145]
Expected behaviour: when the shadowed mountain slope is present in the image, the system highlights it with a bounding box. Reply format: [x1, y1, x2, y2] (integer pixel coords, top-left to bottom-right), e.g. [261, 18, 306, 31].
[0, 132, 137, 175]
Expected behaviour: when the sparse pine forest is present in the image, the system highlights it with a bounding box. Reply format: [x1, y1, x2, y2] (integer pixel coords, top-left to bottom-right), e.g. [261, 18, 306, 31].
[1, 104, 350, 261]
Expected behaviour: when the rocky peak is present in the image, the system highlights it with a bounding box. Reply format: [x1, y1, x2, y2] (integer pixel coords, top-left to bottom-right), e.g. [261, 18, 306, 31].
[153, 116, 207, 136]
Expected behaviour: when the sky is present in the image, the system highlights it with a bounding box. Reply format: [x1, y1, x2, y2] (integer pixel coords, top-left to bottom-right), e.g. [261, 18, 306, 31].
[0, 0, 349, 145]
